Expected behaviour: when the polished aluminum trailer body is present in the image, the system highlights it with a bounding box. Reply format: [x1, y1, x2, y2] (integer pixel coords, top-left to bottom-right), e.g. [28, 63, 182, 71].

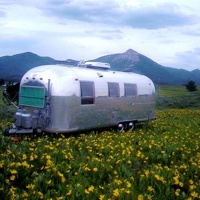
[11, 63, 156, 133]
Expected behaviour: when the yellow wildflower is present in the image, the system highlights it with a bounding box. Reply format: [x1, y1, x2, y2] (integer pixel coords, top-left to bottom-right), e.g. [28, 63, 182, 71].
[93, 167, 98, 172]
[189, 185, 196, 190]
[113, 171, 118, 175]
[38, 191, 43, 199]
[22, 161, 29, 168]
[76, 183, 81, 187]
[147, 186, 154, 192]
[30, 155, 34, 161]
[127, 160, 131, 165]
[99, 194, 105, 200]
[84, 166, 91, 171]
[179, 182, 184, 187]
[6, 179, 10, 184]
[22, 154, 27, 160]
[113, 189, 119, 197]
[190, 191, 198, 198]
[26, 184, 35, 190]
[56, 197, 63, 200]
[144, 170, 150, 178]
[138, 194, 144, 200]
[61, 176, 65, 183]
[189, 180, 194, 185]
[7, 150, 12, 154]
[0, 162, 3, 168]
[126, 181, 131, 188]
[147, 195, 152, 200]
[173, 176, 179, 185]
[84, 189, 90, 194]
[10, 169, 18, 174]
[22, 192, 29, 198]
[99, 185, 104, 190]
[175, 189, 180, 196]
[10, 175, 15, 181]
[88, 185, 94, 192]
[66, 190, 72, 196]
[114, 179, 122, 185]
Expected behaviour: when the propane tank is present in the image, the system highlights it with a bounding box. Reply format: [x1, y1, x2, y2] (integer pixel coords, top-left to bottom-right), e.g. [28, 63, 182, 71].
[21, 109, 32, 128]
[32, 110, 39, 129]
[15, 108, 22, 127]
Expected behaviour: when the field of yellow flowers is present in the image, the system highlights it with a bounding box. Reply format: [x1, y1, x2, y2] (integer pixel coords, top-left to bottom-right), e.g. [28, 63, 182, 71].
[1, 108, 200, 200]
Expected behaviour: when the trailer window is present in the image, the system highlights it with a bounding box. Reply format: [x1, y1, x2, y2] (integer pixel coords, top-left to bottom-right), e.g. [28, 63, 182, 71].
[108, 82, 120, 97]
[19, 86, 45, 108]
[80, 81, 95, 105]
[124, 83, 137, 97]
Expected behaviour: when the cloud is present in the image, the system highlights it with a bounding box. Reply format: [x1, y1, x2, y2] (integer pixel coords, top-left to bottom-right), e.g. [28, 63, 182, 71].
[123, 3, 197, 29]
[0, 10, 5, 17]
[181, 27, 200, 36]
[84, 29, 123, 40]
[0, 0, 200, 71]
[39, 1, 197, 30]
[164, 48, 200, 70]
[2, 1, 197, 31]
[42, 0, 123, 27]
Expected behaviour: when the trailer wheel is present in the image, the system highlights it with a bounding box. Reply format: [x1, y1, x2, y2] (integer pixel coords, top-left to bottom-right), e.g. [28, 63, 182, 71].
[127, 122, 134, 131]
[124, 122, 135, 131]
[117, 123, 124, 132]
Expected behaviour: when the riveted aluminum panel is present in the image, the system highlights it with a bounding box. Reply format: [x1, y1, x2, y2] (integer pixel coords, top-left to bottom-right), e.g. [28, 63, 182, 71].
[18, 64, 156, 133]
[45, 94, 155, 133]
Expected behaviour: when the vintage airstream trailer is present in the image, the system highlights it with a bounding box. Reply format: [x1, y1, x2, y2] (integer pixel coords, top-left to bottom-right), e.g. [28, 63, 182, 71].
[8, 62, 156, 134]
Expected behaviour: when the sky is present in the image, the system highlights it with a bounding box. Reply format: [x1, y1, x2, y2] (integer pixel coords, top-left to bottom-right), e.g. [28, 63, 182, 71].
[0, 0, 200, 71]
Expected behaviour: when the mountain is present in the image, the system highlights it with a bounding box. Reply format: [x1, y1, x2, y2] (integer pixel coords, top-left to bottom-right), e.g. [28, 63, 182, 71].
[91, 49, 200, 85]
[0, 50, 200, 85]
[0, 52, 56, 81]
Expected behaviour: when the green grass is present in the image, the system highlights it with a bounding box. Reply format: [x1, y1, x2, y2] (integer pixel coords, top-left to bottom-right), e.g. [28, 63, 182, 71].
[1, 109, 200, 199]
[0, 87, 17, 120]
[156, 85, 200, 96]
[156, 85, 200, 109]
[1, 85, 200, 199]
[0, 86, 5, 106]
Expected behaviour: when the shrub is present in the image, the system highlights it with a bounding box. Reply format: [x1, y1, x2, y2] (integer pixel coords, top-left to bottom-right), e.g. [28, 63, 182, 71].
[185, 80, 197, 92]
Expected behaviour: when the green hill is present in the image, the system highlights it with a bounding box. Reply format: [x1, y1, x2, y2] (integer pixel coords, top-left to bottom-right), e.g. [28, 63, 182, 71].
[91, 49, 200, 85]
[0, 49, 200, 85]
[0, 52, 56, 81]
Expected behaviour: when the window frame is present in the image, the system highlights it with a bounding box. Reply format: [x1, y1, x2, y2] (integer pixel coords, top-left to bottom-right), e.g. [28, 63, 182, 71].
[19, 86, 46, 108]
[80, 81, 95, 105]
[108, 82, 120, 97]
[124, 83, 137, 97]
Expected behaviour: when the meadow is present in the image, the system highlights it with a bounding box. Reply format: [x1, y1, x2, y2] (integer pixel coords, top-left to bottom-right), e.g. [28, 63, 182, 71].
[0, 85, 200, 200]
[156, 85, 200, 109]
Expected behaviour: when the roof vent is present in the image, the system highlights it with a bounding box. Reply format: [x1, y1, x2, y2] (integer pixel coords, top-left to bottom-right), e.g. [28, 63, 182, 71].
[79, 61, 111, 70]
